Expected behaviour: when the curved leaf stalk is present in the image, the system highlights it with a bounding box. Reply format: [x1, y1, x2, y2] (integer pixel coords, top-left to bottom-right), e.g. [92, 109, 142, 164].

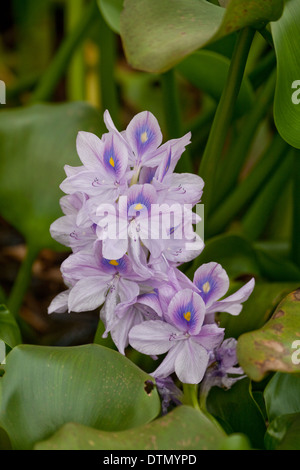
[241, 151, 293, 241]
[213, 68, 276, 208]
[206, 133, 289, 237]
[198, 27, 255, 216]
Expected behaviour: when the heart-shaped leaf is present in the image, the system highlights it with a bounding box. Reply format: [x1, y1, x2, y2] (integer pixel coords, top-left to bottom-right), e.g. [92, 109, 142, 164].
[237, 289, 300, 381]
[271, 0, 300, 148]
[97, 0, 123, 33]
[34, 405, 228, 450]
[0, 344, 160, 449]
[0, 102, 105, 251]
[120, 0, 283, 73]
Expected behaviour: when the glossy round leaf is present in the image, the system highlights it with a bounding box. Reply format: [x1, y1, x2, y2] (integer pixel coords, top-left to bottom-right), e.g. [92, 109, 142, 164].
[97, 0, 123, 33]
[264, 372, 300, 423]
[0, 344, 160, 449]
[35, 405, 228, 450]
[120, 0, 283, 73]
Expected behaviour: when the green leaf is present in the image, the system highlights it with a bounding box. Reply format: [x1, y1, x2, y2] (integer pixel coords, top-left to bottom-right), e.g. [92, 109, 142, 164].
[264, 372, 300, 423]
[97, 0, 123, 33]
[0, 102, 105, 251]
[176, 50, 254, 117]
[207, 378, 266, 449]
[237, 289, 300, 381]
[35, 405, 228, 450]
[0, 344, 160, 450]
[0, 305, 22, 349]
[271, 0, 300, 148]
[220, 282, 300, 339]
[265, 412, 300, 450]
[120, 0, 283, 73]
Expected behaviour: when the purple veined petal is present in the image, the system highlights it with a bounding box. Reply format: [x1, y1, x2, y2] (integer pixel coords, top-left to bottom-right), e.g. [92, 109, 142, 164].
[101, 236, 128, 260]
[101, 131, 129, 181]
[174, 338, 209, 384]
[59, 192, 87, 215]
[59, 170, 106, 196]
[127, 183, 157, 217]
[166, 289, 206, 336]
[154, 144, 172, 183]
[48, 289, 71, 314]
[193, 262, 230, 308]
[76, 131, 105, 170]
[139, 166, 157, 184]
[68, 276, 109, 312]
[192, 324, 225, 351]
[129, 320, 180, 356]
[50, 216, 96, 252]
[207, 278, 255, 316]
[125, 111, 163, 165]
[135, 290, 163, 318]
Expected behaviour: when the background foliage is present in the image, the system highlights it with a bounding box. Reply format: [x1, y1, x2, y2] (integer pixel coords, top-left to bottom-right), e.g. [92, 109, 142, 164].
[0, 0, 300, 450]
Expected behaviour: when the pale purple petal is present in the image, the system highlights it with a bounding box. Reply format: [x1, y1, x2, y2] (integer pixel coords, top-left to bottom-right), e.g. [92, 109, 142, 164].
[125, 111, 162, 165]
[111, 309, 144, 355]
[207, 278, 255, 315]
[101, 132, 129, 181]
[191, 324, 224, 350]
[175, 339, 209, 384]
[76, 131, 104, 170]
[193, 262, 230, 307]
[48, 289, 70, 314]
[68, 276, 109, 312]
[151, 342, 183, 379]
[129, 320, 179, 355]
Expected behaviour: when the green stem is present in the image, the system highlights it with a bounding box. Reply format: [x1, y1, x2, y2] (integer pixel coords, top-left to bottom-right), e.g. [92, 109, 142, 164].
[182, 383, 201, 411]
[7, 245, 40, 341]
[241, 152, 293, 241]
[199, 27, 255, 216]
[292, 149, 300, 266]
[97, 11, 120, 127]
[65, 0, 86, 101]
[29, 0, 98, 104]
[206, 133, 288, 237]
[214, 68, 276, 206]
[161, 69, 192, 173]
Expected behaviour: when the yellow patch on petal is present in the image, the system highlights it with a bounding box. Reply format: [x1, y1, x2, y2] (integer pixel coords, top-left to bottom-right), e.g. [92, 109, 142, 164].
[135, 203, 143, 211]
[140, 131, 148, 143]
[202, 281, 211, 293]
[109, 259, 119, 266]
[183, 311, 191, 322]
[109, 156, 115, 167]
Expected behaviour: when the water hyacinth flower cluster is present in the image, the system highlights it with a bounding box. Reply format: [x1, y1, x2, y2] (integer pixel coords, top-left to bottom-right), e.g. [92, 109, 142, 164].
[49, 110, 255, 396]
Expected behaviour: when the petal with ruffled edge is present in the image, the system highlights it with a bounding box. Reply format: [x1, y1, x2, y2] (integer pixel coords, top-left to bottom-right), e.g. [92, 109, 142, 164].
[125, 111, 162, 166]
[193, 262, 230, 308]
[165, 289, 205, 336]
